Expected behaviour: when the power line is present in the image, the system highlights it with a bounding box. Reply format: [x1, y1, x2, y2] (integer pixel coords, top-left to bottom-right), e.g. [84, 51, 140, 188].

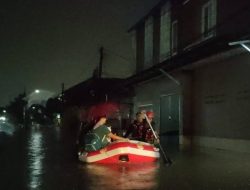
[103, 48, 135, 64]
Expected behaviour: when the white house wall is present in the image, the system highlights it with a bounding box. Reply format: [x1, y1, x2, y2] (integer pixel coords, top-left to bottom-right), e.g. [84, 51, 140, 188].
[133, 72, 192, 145]
[192, 53, 250, 152]
[132, 52, 250, 153]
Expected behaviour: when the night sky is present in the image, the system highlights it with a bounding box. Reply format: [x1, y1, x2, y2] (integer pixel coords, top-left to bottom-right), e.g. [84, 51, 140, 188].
[0, 0, 160, 106]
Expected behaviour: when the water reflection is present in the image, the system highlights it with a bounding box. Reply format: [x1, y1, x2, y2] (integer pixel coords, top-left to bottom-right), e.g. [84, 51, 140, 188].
[27, 129, 44, 189]
[82, 163, 159, 190]
[0, 122, 16, 147]
[0, 122, 16, 136]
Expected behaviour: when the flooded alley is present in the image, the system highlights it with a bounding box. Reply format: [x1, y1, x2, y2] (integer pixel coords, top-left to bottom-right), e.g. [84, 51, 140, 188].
[0, 125, 250, 190]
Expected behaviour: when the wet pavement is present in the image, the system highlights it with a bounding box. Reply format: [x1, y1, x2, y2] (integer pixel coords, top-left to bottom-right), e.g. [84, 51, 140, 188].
[0, 125, 250, 190]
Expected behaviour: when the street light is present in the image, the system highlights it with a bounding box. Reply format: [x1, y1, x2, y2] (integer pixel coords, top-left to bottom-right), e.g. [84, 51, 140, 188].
[0, 116, 6, 122]
[228, 40, 250, 53]
[3, 110, 6, 113]
[35, 89, 40, 93]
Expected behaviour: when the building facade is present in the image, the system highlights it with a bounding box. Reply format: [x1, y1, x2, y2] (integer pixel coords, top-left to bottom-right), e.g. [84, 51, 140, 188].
[127, 0, 250, 152]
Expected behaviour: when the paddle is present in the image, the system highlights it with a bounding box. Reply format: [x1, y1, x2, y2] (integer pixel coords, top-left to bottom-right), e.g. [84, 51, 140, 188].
[144, 114, 172, 166]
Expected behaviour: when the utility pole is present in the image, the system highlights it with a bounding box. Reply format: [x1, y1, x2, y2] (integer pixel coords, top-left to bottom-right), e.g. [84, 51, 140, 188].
[61, 83, 65, 95]
[61, 82, 65, 111]
[98, 46, 104, 78]
[23, 86, 27, 127]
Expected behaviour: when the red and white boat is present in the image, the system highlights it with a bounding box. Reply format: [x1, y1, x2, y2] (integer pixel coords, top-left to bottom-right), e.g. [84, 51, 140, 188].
[78, 140, 160, 164]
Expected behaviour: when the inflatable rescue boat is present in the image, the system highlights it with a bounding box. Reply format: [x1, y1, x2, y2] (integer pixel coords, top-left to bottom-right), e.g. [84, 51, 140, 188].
[78, 140, 160, 164]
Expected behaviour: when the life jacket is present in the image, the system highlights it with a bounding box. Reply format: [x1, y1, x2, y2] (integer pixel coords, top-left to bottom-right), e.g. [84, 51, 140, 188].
[84, 132, 103, 152]
[84, 125, 111, 152]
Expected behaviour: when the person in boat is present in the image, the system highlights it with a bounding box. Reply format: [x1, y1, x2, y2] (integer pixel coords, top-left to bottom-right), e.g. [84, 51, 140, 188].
[142, 111, 159, 144]
[84, 116, 128, 152]
[76, 108, 93, 146]
[124, 111, 144, 141]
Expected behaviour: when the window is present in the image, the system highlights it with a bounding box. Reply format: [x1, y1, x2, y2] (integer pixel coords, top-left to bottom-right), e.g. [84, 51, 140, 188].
[160, 3, 171, 62]
[171, 20, 178, 55]
[144, 17, 153, 69]
[202, 0, 217, 39]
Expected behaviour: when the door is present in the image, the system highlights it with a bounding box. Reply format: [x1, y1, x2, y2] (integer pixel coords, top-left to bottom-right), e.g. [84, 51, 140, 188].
[160, 94, 180, 147]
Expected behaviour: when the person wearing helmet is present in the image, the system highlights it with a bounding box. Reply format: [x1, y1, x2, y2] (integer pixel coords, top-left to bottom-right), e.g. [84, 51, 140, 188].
[124, 111, 144, 140]
[142, 111, 157, 144]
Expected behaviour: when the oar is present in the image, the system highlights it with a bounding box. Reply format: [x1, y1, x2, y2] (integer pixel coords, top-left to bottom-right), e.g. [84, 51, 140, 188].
[144, 114, 172, 166]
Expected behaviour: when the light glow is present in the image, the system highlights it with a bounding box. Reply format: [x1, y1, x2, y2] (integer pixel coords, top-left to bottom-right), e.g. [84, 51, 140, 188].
[0, 116, 6, 121]
[241, 44, 250, 53]
[228, 40, 250, 53]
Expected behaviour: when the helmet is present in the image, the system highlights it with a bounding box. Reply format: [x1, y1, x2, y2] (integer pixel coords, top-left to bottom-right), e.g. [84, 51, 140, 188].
[146, 111, 154, 118]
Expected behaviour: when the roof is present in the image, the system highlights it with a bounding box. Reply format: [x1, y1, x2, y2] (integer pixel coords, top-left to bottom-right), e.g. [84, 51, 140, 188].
[128, 0, 169, 32]
[63, 77, 134, 106]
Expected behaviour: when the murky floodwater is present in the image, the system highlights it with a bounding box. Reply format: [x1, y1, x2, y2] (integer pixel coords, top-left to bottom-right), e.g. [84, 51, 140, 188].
[0, 124, 250, 190]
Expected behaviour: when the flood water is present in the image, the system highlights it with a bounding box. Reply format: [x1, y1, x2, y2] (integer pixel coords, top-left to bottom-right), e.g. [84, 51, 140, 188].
[0, 124, 250, 190]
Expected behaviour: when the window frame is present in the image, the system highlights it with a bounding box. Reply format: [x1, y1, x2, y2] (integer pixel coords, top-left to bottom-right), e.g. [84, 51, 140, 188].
[201, 0, 217, 39]
[171, 20, 178, 55]
[160, 3, 171, 62]
[144, 17, 154, 69]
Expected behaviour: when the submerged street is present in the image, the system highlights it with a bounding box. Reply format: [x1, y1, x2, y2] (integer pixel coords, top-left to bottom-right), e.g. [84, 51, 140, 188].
[0, 124, 250, 190]
[1, 0, 250, 189]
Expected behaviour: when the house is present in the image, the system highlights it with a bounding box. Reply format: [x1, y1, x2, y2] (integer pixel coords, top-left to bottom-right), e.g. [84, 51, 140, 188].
[55, 46, 136, 136]
[125, 0, 250, 152]
[63, 77, 132, 107]
[60, 76, 134, 134]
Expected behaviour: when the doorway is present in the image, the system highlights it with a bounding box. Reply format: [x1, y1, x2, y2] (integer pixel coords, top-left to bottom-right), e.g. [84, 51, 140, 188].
[160, 94, 180, 147]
